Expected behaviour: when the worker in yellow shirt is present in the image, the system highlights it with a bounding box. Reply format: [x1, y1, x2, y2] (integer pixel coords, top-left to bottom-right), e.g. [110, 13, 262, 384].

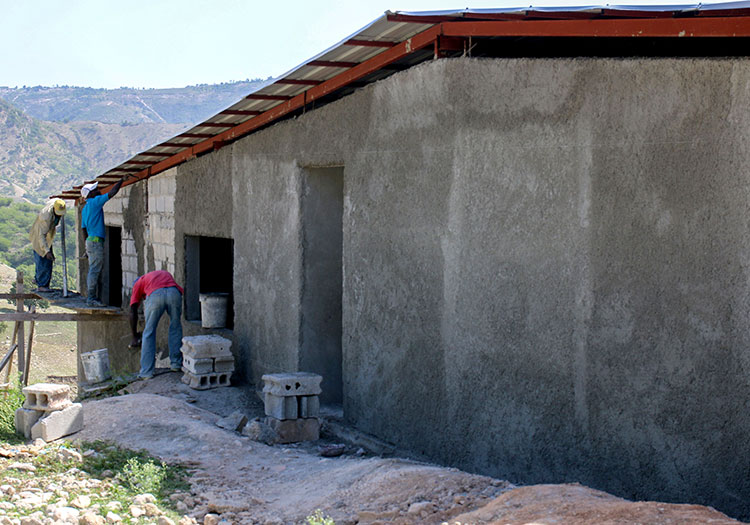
[29, 198, 66, 292]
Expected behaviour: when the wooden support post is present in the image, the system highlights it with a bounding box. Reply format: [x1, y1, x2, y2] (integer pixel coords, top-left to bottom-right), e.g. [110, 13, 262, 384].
[23, 307, 35, 386]
[16, 272, 25, 381]
[61, 213, 69, 297]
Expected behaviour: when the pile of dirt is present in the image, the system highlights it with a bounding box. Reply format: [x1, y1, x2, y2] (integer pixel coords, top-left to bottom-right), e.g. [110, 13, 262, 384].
[74, 375, 747, 524]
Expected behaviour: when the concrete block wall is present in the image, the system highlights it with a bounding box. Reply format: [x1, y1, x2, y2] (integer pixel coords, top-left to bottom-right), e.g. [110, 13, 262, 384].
[147, 172, 177, 275]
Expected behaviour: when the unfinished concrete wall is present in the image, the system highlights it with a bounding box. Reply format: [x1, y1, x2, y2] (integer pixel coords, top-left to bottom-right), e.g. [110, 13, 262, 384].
[221, 57, 750, 519]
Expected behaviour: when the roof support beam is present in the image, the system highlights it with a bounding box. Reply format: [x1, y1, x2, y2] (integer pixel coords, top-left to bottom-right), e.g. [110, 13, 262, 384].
[440, 16, 750, 38]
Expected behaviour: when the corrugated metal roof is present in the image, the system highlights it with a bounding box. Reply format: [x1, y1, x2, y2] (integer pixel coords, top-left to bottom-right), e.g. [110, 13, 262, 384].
[55, 3, 750, 199]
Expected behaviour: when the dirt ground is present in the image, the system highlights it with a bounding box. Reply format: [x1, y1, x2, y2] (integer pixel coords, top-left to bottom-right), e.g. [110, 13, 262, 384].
[72, 373, 748, 525]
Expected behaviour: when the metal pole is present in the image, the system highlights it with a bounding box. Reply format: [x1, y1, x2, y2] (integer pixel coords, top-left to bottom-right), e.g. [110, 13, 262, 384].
[61, 212, 69, 297]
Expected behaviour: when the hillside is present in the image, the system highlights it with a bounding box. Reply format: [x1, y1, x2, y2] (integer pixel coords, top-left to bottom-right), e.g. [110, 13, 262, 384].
[0, 80, 266, 124]
[0, 97, 184, 201]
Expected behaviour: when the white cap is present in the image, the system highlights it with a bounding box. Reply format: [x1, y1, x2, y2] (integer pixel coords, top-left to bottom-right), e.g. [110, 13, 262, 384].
[81, 182, 98, 198]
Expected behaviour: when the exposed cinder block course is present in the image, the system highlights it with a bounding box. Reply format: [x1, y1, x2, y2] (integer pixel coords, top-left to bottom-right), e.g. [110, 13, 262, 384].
[181, 370, 231, 390]
[15, 408, 43, 440]
[30, 403, 84, 442]
[22, 383, 72, 412]
[183, 355, 214, 375]
[263, 393, 298, 420]
[181, 335, 233, 359]
[262, 372, 322, 396]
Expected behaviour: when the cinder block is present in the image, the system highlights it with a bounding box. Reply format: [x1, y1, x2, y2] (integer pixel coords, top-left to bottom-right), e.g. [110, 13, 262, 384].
[30, 403, 83, 442]
[264, 393, 297, 420]
[266, 417, 319, 444]
[213, 357, 235, 373]
[262, 373, 322, 397]
[299, 395, 320, 419]
[180, 370, 230, 390]
[181, 335, 232, 359]
[15, 408, 43, 439]
[22, 384, 72, 412]
[182, 355, 214, 375]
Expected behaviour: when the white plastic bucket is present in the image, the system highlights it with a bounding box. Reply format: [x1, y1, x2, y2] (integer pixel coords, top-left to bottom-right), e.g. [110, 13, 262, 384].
[80, 348, 111, 383]
[199, 293, 229, 328]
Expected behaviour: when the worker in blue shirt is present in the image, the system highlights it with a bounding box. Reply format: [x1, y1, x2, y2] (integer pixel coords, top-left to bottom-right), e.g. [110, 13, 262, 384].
[80, 177, 125, 306]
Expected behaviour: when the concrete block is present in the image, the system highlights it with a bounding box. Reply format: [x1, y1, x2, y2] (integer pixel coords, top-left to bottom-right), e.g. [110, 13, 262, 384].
[15, 408, 43, 439]
[181, 335, 232, 359]
[30, 403, 83, 442]
[183, 355, 214, 375]
[264, 393, 298, 420]
[262, 372, 322, 397]
[299, 395, 320, 419]
[180, 370, 231, 390]
[213, 356, 235, 373]
[22, 383, 72, 412]
[266, 417, 319, 444]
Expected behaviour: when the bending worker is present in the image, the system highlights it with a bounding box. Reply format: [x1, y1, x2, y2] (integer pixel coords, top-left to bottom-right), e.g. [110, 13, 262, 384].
[29, 198, 66, 292]
[129, 270, 184, 379]
[80, 177, 124, 306]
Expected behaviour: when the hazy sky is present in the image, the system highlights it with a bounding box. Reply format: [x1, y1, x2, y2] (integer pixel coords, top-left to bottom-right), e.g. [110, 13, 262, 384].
[0, 0, 737, 89]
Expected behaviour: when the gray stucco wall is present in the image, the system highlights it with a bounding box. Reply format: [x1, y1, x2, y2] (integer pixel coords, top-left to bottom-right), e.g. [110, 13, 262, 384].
[80, 56, 750, 518]
[225, 57, 750, 518]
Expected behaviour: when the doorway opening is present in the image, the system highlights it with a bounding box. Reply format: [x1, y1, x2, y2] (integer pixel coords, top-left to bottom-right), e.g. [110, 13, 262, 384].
[102, 226, 122, 307]
[185, 235, 234, 329]
[301, 166, 343, 404]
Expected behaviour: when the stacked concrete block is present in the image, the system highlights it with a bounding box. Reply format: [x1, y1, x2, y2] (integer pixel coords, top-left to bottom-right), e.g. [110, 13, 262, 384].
[15, 383, 83, 441]
[262, 372, 322, 443]
[180, 335, 233, 390]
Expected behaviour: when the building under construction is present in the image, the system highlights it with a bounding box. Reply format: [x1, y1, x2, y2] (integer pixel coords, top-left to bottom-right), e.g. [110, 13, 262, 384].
[56, 4, 750, 519]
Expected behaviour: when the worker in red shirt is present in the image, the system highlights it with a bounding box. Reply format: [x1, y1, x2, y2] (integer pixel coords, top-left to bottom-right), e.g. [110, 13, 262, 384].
[129, 270, 184, 379]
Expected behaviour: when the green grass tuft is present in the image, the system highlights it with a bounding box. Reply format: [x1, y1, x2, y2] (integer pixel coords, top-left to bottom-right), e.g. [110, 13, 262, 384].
[0, 378, 25, 444]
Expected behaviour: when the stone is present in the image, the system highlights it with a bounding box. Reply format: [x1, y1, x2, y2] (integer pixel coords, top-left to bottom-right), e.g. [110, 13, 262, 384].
[263, 393, 297, 420]
[105, 512, 122, 523]
[57, 448, 83, 462]
[144, 503, 162, 517]
[213, 357, 235, 373]
[181, 370, 230, 390]
[261, 372, 322, 396]
[105, 502, 121, 511]
[7, 462, 36, 473]
[180, 335, 232, 359]
[133, 494, 156, 506]
[20, 518, 43, 525]
[130, 505, 145, 518]
[203, 514, 220, 525]
[79, 512, 105, 525]
[178, 518, 195, 525]
[215, 411, 248, 432]
[266, 417, 319, 443]
[22, 383, 72, 412]
[14, 408, 43, 439]
[52, 506, 80, 524]
[407, 501, 434, 515]
[71, 495, 91, 509]
[30, 404, 83, 442]
[183, 355, 214, 375]
[158, 517, 176, 525]
[241, 419, 279, 445]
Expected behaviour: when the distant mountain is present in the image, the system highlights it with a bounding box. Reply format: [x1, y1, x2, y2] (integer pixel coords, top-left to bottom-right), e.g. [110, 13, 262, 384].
[0, 80, 267, 202]
[0, 97, 184, 202]
[0, 80, 266, 125]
